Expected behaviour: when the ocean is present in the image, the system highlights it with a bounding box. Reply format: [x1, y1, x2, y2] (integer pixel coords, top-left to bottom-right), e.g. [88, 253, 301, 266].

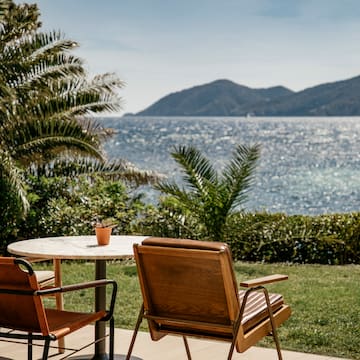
[100, 116, 360, 215]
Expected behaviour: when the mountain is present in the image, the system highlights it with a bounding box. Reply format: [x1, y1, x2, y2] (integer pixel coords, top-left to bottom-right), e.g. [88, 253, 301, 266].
[133, 75, 360, 116]
[247, 75, 360, 116]
[135, 79, 293, 116]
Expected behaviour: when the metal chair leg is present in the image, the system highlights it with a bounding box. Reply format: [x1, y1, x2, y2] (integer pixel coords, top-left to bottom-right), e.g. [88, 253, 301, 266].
[228, 286, 284, 360]
[183, 336, 192, 360]
[109, 317, 115, 360]
[42, 338, 51, 360]
[227, 337, 237, 360]
[263, 288, 283, 360]
[126, 304, 144, 360]
[28, 333, 33, 360]
[227, 288, 252, 360]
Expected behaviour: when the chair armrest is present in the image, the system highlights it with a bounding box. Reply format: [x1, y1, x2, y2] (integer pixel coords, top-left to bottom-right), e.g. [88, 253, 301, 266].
[36, 279, 118, 319]
[36, 279, 116, 295]
[240, 274, 288, 288]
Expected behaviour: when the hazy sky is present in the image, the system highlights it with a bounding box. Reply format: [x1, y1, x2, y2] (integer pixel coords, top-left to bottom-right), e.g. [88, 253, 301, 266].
[30, 0, 360, 114]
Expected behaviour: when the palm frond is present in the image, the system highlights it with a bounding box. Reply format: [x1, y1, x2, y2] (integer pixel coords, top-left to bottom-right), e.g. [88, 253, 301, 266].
[2, 31, 76, 63]
[29, 31, 79, 59]
[17, 136, 104, 165]
[97, 159, 163, 185]
[0, 2, 40, 44]
[156, 180, 200, 210]
[90, 73, 126, 93]
[6, 117, 104, 164]
[171, 145, 217, 196]
[9, 116, 101, 143]
[68, 92, 123, 115]
[12, 56, 85, 90]
[30, 157, 163, 186]
[27, 84, 123, 119]
[223, 144, 260, 211]
[0, 148, 29, 213]
[156, 181, 186, 199]
[0, 0, 10, 21]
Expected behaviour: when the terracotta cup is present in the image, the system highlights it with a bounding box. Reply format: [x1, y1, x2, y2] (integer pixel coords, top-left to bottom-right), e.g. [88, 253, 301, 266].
[95, 227, 112, 246]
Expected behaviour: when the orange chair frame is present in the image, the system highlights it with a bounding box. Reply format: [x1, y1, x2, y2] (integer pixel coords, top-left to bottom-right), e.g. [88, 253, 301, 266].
[0, 257, 117, 360]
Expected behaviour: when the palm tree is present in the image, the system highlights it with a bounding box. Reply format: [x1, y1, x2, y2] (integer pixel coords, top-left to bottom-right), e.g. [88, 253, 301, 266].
[0, 1, 157, 220]
[155, 144, 260, 241]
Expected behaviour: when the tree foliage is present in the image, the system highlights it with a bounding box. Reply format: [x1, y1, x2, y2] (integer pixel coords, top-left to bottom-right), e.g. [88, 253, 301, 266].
[15, 175, 149, 242]
[0, 1, 160, 244]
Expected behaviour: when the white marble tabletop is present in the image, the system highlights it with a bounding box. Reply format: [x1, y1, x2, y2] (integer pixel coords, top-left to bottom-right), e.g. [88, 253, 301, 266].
[7, 235, 150, 260]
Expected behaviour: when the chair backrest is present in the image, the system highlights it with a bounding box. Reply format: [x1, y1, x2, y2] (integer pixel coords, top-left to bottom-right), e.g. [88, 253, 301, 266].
[133, 237, 240, 340]
[0, 257, 49, 335]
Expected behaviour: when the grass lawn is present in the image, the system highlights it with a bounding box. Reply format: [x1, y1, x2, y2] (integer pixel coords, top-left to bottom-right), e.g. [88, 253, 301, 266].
[38, 260, 359, 360]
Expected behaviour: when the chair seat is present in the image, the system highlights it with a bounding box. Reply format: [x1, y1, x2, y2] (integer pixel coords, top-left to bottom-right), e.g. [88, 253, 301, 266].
[34, 270, 55, 287]
[45, 309, 107, 339]
[146, 291, 284, 337]
[239, 290, 283, 332]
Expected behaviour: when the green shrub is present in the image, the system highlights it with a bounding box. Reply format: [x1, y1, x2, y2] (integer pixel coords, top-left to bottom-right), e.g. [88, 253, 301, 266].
[0, 178, 23, 248]
[134, 196, 203, 239]
[224, 212, 360, 264]
[12, 175, 148, 243]
[138, 205, 360, 264]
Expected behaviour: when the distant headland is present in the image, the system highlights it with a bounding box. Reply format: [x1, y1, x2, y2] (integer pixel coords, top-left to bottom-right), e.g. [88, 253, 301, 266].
[126, 75, 360, 116]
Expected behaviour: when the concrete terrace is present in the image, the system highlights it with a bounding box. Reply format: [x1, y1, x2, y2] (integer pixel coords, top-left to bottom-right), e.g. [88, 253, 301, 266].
[0, 326, 349, 360]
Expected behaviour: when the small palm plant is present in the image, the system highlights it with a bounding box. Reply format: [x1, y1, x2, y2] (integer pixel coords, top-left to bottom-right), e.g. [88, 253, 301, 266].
[155, 144, 260, 241]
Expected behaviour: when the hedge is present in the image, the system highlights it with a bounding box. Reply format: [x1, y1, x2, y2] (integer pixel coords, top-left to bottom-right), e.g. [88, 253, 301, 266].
[138, 209, 360, 265]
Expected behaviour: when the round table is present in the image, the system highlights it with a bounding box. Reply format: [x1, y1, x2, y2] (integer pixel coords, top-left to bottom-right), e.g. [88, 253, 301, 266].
[7, 235, 149, 360]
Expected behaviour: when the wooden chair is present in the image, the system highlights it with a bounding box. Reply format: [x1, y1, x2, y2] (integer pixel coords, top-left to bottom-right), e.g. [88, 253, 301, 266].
[126, 237, 291, 360]
[0, 257, 117, 360]
[23, 257, 65, 353]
